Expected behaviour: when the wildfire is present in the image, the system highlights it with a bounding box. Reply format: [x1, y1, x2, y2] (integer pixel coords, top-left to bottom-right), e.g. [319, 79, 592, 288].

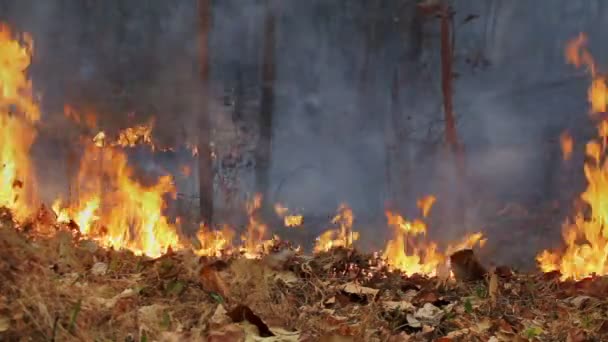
[538, 34, 608, 279]
[314, 204, 359, 253]
[383, 196, 484, 276]
[0, 24, 39, 221]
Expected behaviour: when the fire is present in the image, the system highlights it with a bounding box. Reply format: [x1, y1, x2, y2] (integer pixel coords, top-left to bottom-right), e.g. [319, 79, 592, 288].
[565, 33, 607, 113]
[241, 193, 268, 257]
[284, 215, 303, 228]
[0, 24, 39, 221]
[383, 196, 484, 276]
[274, 203, 303, 228]
[53, 138, 182, 258]
[538, 34, 608, 279]
[194, 223, 235, 257]
[560, 131, 574, 161]
[314, 204, 359, 253]
[115, 120, 154, 148]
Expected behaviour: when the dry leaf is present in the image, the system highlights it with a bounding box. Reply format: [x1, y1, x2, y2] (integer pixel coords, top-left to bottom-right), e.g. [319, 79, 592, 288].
[489, 271, 499, 305]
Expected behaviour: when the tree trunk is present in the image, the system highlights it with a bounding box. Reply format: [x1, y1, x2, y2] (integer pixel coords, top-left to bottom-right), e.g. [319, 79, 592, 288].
[440, 5, 462, 163]
[198, 0, 214, 226]
[254, 0, 276, 210]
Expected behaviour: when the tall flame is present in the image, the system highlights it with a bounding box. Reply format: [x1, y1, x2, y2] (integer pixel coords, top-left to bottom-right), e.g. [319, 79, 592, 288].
[0, 24, 39, 220]
[538, 34, 608, 279]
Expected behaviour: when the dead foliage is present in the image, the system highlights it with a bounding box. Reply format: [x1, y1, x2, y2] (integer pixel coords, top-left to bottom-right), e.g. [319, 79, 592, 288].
[2, 213, 608, 341]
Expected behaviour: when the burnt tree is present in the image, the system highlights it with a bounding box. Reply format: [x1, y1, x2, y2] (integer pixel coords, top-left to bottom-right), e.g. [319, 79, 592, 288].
[254, 0, 276, 211]
[198, 0, 214, 226]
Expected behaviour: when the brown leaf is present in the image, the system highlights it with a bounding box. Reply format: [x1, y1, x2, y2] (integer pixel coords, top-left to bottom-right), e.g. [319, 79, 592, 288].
[200, 264, 230, 298]
[450, 249, 487, 281]
[489, 271, 499, 305]
[227, 305, 274, 337]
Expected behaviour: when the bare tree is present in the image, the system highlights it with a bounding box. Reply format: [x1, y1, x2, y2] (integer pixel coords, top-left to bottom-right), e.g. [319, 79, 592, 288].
[198, 0, 214, 226]
[254, 0, 276, 212]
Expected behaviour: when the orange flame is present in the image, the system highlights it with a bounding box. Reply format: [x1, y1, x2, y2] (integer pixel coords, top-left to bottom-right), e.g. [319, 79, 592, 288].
[538, 34, 608, 279]
[194, 223, 235, 257]
[560, 131, 574, 161]
[241, 193, 268, 257]
[383, 196, 484, 276]
[0, 24, 39, 220]
[314, 204, 359, 253]
[274, 203, 303, 228]
[54, 137, 182, 257]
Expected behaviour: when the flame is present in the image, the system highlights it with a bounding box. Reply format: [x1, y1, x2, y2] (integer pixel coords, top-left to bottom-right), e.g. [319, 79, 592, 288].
[314, 204, 359, 253]
[565, 33, 607, 113]
[114, 120, 154, 148]
[194, 223, 235, 257]
[417, 195, 436, 218]
[274, 203, 303, 228]
[284, 215, 303, 228]
[54, 137, 182, 258]
[241, 193, 268, 257]
[0, 24, 39, 220]
[538, 34, 608, 279]
[383, 196, 484, 276]
[560, 131, 574, 161]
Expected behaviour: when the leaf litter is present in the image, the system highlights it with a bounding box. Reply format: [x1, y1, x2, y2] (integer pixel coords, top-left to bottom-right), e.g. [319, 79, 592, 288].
[2, 217, 608, 341]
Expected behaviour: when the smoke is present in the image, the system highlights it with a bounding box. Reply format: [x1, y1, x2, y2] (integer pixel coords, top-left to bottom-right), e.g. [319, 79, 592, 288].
[4, 0, 608, 264]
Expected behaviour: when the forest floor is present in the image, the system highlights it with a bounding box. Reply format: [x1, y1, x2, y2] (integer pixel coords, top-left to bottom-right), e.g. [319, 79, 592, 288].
[1, 208, 607, 342]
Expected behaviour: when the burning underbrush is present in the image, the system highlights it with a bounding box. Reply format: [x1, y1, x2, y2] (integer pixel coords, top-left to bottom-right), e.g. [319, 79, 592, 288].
[3, 209, 608, 341]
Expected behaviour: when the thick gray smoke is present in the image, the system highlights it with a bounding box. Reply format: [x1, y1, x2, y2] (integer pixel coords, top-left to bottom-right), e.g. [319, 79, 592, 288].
[2, 0, 608, 266]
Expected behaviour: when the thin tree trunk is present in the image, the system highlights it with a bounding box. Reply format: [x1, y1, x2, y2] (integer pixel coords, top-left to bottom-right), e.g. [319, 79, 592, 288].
[440, 5, 461, 161]
[198, 0, 214, 226]
[254, 0, 276, 209]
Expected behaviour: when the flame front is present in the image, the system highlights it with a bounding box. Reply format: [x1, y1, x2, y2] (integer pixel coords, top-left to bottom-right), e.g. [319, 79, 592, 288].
[0, 24, 39, 220]
[538, 34, 608, 279]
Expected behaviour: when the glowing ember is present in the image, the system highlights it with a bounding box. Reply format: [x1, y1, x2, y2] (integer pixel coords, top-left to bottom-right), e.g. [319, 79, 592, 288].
[314, 204, 359, 252]
[0, 24, 39, 221]
[560, 131, 574, 161]
[538, 34, 608, 279]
